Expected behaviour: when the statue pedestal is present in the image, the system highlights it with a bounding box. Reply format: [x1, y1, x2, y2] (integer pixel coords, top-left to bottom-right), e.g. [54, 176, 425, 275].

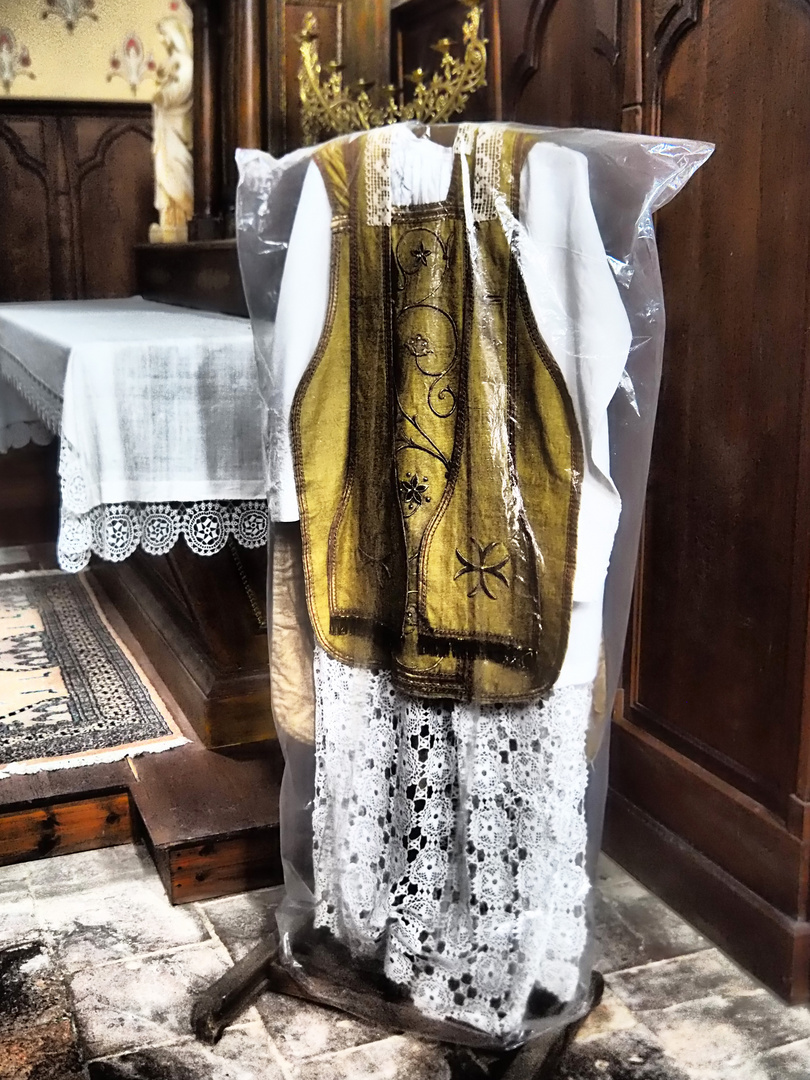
[135, 239, 247, 317]
[149, 222, 189, 244]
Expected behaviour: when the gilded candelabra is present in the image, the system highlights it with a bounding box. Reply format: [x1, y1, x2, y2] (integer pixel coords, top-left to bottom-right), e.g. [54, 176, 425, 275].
[298, 1, 487, 144]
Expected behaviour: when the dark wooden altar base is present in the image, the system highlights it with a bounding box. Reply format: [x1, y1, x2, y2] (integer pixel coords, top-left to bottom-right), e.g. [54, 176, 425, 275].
[90, 543, 273, 750]
[0, 541, 282, 903]
[0, 442, 60, 548]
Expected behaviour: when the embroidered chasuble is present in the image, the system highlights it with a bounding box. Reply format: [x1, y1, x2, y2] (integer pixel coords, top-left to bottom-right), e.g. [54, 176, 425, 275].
[291, 129, 584, 704]
[262, 123, 638, 1040]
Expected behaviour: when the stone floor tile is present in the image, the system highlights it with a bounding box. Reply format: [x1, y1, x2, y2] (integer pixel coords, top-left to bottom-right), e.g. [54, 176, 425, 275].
[575, 986, 639, 1043]
[594, 889, 710, 975]
[26, 844, 157, 900]
[256, 990, 387, 1061]
[200, 886, 283, 961]
[291, 1033, 451, 1080]
[0, 940, 71, 1035]
[607, 948, 759, 1012]
[0, 1018, 84, 1080]
[39, 878, 209, 973]
[0, 893, 39, 947]
[554, 1027, 692, 1080]
[85, 1025, 286, 1080]
[0, 861, 29, 896]
[756, 1037, 810, 1080]
[639, 990, 810, 1077]
[68, 941, 236, 1059]
[596, 856, 650, 899]
[4, 844, 809, 1080]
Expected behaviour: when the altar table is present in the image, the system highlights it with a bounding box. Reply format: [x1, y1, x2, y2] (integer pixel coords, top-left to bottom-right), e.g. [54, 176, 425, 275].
[0, 298, 267, 573]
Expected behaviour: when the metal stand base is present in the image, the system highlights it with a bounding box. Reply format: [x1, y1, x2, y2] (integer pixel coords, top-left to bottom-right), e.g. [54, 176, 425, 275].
[190, 935, 604, 1079]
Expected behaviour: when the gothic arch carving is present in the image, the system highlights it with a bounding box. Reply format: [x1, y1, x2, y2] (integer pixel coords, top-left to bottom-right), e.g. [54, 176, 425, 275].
[653, 0, 701, 76]
[0, 120, 48, 185]
[76, 121, 151, 182]
[508, 0, 620, 114]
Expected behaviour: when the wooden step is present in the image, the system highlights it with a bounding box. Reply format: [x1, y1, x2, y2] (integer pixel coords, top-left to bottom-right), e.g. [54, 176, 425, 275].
[0, 739, 283, 905]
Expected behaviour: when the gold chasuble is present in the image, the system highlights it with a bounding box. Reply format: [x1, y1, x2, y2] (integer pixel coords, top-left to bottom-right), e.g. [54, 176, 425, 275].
[291, 127, 583, 703]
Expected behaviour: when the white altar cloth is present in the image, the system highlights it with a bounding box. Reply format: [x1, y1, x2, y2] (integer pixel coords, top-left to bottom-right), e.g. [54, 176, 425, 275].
[0, 298, 267, 571]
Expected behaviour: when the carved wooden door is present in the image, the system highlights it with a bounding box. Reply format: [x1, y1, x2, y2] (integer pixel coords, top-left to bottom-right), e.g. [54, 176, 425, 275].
[499, 0, 626, 129]
[490, 0, 810, 1002]
[606, 0, 810, 1003]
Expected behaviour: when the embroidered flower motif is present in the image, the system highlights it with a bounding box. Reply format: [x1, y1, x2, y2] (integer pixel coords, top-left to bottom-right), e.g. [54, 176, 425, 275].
[399, 472, 431, 511]
[411, 240, 432, 266]
[454, 539, 511, 600]
[404, 333, 434, 359]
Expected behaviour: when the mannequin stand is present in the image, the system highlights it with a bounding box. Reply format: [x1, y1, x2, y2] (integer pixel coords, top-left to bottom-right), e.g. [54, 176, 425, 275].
[190, 935, 603, 1078]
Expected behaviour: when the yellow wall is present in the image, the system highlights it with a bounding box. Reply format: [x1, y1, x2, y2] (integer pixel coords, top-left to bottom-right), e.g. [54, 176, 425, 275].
[1, 0, 188, 101]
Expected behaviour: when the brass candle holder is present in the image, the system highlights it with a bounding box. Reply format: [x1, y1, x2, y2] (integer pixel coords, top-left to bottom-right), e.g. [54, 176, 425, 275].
[298, 1, 487, 144]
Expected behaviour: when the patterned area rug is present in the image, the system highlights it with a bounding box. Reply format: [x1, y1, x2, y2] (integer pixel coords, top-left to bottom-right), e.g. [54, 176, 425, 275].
[0, 571, 187, 779]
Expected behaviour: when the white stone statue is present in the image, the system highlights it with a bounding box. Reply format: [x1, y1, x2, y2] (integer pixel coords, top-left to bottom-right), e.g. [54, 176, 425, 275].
[149, 14, 194, 244]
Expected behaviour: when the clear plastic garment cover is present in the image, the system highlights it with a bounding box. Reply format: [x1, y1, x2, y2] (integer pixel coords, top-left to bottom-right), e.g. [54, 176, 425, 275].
[236, 123, 712, 1051]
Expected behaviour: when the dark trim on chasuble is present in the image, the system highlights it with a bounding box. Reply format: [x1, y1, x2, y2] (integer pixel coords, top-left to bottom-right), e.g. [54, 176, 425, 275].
[291, 129, 583, 703]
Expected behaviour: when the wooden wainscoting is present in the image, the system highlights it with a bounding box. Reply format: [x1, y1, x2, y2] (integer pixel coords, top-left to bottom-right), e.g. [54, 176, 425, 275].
[0, 99, 153, 302]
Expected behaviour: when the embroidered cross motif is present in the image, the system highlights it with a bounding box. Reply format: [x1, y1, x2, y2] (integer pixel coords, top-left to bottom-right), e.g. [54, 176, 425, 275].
[454, 539, 510, 600]
[411, 240, 432, 266]
[358, 546, 392, 584]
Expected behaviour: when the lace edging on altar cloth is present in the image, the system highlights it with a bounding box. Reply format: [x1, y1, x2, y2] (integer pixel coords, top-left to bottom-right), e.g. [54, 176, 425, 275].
[0, 346, 63, 435]
[0, 419, 54, 454]
[57, 500, 270, 572]
[56, 423, 268, 572]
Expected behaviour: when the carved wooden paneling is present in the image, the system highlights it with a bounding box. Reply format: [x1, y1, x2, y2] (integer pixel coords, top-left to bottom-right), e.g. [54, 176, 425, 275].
[74, 120, 153, 298]
[0, 102, 152, 303]
[652, 0, 700, 65]
[0, 119, 52, 302]
[608, 0, 810, 1000]
[632, 0, 810, 813]
[500, 0, 623, 129]
[644, 0, 701, 129]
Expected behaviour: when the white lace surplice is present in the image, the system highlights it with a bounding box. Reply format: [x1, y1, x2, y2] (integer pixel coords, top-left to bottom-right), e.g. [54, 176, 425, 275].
[312, 648, 592, 1039]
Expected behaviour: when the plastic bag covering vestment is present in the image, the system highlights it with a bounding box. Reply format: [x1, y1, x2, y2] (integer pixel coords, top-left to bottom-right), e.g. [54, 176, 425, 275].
[235, 123, 713, 1051]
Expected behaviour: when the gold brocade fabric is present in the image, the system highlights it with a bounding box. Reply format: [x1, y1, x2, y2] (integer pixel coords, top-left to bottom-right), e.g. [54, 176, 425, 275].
[270, 524, 316, 745]
[291, 128, 583, 703]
